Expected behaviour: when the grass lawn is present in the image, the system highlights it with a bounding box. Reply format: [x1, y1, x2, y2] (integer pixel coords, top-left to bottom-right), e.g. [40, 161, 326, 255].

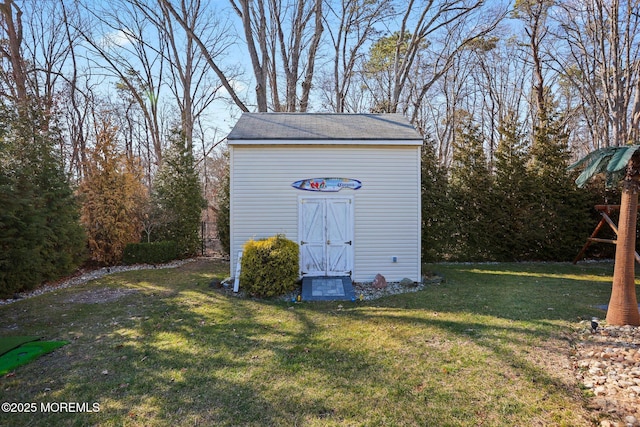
[0, 259, 619, 426]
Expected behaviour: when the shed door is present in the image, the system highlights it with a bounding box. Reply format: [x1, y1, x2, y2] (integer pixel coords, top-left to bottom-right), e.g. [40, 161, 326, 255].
[299, 197, 353, 276]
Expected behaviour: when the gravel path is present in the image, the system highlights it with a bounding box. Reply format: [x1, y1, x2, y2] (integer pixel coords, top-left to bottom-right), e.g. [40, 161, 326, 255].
[572, 321, 640, 426]
[0, 258, 196, 306]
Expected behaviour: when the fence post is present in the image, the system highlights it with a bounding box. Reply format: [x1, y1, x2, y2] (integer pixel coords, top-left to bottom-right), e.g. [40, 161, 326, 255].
[201, 221, 205, 256]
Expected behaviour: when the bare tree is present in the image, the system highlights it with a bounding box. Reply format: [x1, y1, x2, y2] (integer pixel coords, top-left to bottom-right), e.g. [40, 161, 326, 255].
[19, 0, 95, 178]
[429, 35, 520, 169]
[363, 0, 505, 121]
[513, 0, 553, 127]
[159, 0, 249, 114]
[322, 0, 392, 112]
[230, 0, 324, 112]
[76, 0, 166, 165]
[555, 0, 640, 148]
[130, 0, 235, 153]
[21, 0, 75, 120]
[0, 0, 27, 108]
[466, 35, 529, 168]
[59, 0, 91, 178]
[356, 0, 505, 124]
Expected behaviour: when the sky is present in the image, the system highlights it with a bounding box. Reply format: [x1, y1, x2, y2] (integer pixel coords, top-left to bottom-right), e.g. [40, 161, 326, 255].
[19, 0, 516, 147]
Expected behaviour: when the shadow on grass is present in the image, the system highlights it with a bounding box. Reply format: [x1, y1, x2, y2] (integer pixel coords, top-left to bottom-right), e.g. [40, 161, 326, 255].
[0, 259, 611, 426]
[1, 260, 391, 425]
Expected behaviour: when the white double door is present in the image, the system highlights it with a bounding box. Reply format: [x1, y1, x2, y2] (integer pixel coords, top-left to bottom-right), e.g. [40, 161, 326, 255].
[299, 197, 353, 277]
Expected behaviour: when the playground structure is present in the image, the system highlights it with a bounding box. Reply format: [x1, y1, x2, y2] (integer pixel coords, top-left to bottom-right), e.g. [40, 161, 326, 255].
[573, 205, 640, 264]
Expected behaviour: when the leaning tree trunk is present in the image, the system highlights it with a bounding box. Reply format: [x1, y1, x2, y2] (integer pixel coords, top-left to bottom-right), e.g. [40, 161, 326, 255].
[607, 160, 640, 326]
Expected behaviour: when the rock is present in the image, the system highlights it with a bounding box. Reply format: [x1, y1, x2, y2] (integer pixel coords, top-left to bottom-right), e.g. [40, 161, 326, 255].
[574, 324, 640, 424]
[400, 278, 415, 287]
[578, 360, 590, 368]
[350, 279, 426, 301]
[372, 273, 387, 289]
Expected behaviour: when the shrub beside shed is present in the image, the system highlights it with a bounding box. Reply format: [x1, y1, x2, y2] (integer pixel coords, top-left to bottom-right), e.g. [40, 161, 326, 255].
[227, 113, 422, 283]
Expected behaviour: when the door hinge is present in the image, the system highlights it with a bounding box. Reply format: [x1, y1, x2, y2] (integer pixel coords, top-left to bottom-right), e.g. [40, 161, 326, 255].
[345, 240, 352, 245]
[300, 241, 307, 245]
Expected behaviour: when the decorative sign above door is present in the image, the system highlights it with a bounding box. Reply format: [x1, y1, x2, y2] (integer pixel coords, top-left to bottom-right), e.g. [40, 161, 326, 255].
[291, 178, 362, 192]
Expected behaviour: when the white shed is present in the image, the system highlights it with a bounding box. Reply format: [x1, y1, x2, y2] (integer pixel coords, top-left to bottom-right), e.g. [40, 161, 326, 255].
[227, 113, 422, 286]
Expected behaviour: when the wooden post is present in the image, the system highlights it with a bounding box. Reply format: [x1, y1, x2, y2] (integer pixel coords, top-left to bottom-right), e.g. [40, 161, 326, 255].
[573, 205, 640, 264]
[573, 215, 608, 264]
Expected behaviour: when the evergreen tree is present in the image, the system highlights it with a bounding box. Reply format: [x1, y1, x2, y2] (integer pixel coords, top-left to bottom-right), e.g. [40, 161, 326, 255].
[0, 133, 43, 292]
[151, 130, 206, 257]
[216, 160, 230, 255]
[78, 121, 147, 265]
[448, 113, 494, 260]
[0, 105, 85, 297]
[528, 110, 592, 260]
[421, 138, 454, 261]
[32, 132, 87, 278]
[492, 112, 536, 260]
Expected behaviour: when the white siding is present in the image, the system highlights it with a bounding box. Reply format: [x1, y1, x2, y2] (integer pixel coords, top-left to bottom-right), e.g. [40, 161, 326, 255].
[230, 144, 421, 282]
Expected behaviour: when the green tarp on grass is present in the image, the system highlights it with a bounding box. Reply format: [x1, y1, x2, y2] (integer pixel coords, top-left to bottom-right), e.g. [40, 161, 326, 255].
[0, 338, 67, 375]
[0, 336, 41, 356]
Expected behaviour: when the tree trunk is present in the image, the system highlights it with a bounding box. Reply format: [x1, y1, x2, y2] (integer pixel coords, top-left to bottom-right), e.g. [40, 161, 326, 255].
[606, 176, 640, 326]
[299, 0, 323, 113]
[0, 0, 28, 108]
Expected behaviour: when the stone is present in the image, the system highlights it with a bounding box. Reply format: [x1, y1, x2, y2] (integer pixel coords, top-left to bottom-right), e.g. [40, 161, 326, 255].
[578, 360, 590, 368]
[400, 278, 416, 287]
[372, 273, 387, 289]
[574, 325, 640, 424]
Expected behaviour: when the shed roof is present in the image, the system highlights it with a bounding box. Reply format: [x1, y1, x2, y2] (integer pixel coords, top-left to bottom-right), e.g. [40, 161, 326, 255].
[227, 113, 422, 144]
